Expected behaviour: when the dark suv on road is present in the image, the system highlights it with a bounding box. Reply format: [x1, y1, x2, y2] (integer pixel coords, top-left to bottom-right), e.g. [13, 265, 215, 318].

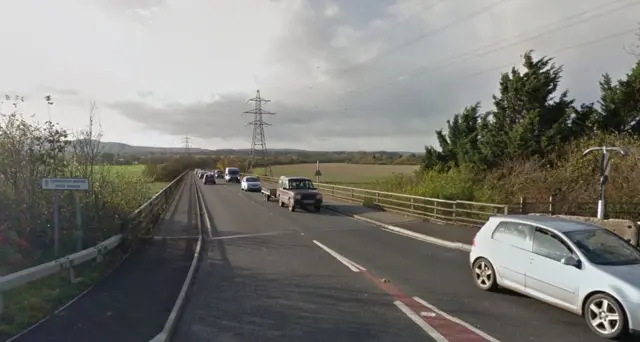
[203, 173, 216, 185]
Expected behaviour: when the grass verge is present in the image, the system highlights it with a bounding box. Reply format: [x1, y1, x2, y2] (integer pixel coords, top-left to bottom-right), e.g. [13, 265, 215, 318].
[0, 252, 123, 340]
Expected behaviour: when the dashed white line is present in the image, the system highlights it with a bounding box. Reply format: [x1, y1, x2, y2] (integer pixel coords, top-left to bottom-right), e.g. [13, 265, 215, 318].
[150, 235, 201, 240]
[208, 231, 293, 240]
[413, 296, 501, 342]
[394, 300, 448, 342]
[312, 240, 366, 272]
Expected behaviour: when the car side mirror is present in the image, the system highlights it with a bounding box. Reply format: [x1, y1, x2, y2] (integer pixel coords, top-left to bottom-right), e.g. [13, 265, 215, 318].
[560, 256, 580, 267]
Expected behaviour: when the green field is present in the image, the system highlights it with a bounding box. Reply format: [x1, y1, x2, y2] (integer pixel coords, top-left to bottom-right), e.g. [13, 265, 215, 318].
[254, 163, 419, 184]
[104, 164, 168, 195]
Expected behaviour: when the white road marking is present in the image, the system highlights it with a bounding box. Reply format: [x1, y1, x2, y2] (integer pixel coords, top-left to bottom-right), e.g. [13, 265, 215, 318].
[208, 231, 293, 240]
[322, 207, 471, 252]
[312, 240, 365, 272]
[413, 296, 501, 342]
[394, 300, 448, 342]
[150, 235, 201, 240]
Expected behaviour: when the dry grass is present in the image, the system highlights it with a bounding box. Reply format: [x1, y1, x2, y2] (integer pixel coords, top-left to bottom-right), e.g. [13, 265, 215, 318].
[254, 163, 419, 184]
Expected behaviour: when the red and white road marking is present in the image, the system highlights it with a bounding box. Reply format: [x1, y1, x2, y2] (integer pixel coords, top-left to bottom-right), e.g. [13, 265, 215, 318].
[312, 240, 501, 342]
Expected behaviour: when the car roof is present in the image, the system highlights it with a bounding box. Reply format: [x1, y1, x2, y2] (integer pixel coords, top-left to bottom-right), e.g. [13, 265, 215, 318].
[282, 176, 311, 181]
[492, 214, 602, 233]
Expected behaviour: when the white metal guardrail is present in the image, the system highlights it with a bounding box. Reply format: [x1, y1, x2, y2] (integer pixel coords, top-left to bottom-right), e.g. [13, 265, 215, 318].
[0, 170, 190, 317]
[248, 174, 508, 226]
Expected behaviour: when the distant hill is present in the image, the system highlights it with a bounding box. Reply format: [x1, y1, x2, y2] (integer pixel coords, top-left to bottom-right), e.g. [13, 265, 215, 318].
[74, 140, 421, 156]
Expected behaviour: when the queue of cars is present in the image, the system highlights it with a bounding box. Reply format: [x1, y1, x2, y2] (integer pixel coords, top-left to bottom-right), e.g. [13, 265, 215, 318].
[194, 169, 222, 185]
[194, 168, 324, 213]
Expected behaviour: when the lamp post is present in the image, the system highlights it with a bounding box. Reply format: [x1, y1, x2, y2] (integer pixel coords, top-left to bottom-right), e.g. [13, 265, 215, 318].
[582, 146, 629, 219]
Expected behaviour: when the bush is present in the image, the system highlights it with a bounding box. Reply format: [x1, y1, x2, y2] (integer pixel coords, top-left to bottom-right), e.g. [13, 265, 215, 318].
[377, 133, 640, 220]
[0, 99, 154, 274]
[145, 155, 218, 182]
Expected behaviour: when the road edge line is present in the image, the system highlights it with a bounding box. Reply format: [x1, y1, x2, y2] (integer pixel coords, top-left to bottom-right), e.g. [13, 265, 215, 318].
[413, 296, 502, 342]
[150, 178, 204, 342]
[393, 300, 448, 342]
[322, 206, 472, 252]
[312, 240, 361, 272]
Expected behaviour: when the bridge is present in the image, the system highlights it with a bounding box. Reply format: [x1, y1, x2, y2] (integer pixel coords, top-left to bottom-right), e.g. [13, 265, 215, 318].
[1, 172, 627, 342]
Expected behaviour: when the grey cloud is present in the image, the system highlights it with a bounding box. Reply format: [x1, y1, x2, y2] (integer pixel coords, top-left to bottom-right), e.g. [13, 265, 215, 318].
[36, 86, 79, 96]
[136, 90, 154, 99]
[110, 0, 640, 150]
[101, 0, 166, 12]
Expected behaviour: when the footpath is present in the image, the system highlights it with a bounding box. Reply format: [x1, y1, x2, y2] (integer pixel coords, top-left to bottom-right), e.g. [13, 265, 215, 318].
[9, 177, 198, 342]
[322, 199, 478, 250]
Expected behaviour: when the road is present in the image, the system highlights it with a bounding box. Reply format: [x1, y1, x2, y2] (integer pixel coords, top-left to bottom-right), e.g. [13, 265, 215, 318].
[176, 179, 610, 342]
[10, 177, 197, 342]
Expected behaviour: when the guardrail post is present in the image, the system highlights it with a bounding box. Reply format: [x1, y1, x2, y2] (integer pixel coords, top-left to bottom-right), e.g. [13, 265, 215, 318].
[375, 192, 379, 204]
[503, 205, 509, 215]
[351, 189, 354, 199]
[410, 198, 414, 211]
[120, 219, 130, 239]
[519, 196, 526, 214]
[59, 258, 80, 284]
[549, 194, 556, 215]
[433, 201, 438, 217]
[452, 202, 457, 223]
[96, 245, 106, 263]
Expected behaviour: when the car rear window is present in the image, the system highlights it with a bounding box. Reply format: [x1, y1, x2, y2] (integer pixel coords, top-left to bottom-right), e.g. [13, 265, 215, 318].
[245, 177, 258, 182]
[491, 221, 534, 250]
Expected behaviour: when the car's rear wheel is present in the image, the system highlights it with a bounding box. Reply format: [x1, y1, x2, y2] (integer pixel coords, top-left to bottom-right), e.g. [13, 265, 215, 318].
[279, 199, 284, 207]
[472, 258, 498, 291]
[584, 293, 627, 339]
[313, 205, 321, 212]
[289, 201, 295, 212]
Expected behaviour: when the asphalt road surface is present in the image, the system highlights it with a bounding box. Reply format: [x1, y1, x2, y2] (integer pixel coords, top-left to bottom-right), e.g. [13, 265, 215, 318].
[175, 179, 620, 342]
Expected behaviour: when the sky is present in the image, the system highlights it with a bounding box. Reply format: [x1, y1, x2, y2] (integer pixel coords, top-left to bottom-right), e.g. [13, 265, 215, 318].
[0, 0, 638, 152]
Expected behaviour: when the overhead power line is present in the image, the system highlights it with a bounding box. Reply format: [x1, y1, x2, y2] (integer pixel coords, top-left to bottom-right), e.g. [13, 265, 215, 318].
[283, 0, 513, 96]
[363, 0, 450, 40]
[274, 26, 637, 114]
[339, 0, 639, 98]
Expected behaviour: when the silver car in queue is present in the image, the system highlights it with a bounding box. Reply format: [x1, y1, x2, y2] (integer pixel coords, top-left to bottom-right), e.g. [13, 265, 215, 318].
[469, 214, 640, 340]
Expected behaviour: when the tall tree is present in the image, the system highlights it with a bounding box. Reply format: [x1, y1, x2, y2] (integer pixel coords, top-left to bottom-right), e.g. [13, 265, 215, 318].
[594, 60, 640, 134]
[483, 50, 574, 161]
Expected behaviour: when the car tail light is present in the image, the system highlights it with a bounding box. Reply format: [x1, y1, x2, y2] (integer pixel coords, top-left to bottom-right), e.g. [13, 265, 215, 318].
[472, 235, 477, 247]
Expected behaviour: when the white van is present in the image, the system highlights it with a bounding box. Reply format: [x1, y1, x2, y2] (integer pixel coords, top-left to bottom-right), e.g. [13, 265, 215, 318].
[224, 167, 241, 183]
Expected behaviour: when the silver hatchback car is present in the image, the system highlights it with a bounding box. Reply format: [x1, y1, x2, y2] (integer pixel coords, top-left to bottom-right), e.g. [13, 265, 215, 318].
[470, 214, 640, 339]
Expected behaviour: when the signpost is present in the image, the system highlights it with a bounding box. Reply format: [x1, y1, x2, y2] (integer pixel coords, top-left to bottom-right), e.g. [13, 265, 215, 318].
[582, 146, 628, 219]
[314, 160, 322, 184]
[42, 178, 90, 256]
